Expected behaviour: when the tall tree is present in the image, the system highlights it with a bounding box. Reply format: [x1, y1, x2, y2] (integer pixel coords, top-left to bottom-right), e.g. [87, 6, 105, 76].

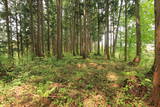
[29, 0, 35, 57]
[4, 0, 12, 58]
[40, 0, 44, 54]
[152, 0, 160, 106]
[97, 2, 101, 55]
[112, 0, 123, 57]
[46, 0, 50, 56]
[82, 0, 89, 59]
[104, 0, 110, 60]
[56, 0, 63, 59]
[124, 0, 128, 61]
[133, 0, 141, 63]
[15, 11, 20, 59]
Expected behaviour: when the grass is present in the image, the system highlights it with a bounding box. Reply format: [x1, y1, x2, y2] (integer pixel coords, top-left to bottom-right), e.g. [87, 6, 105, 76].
[0, 53, 154, 107]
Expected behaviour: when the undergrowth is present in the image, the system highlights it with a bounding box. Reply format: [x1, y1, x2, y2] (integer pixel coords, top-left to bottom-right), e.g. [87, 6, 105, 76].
[0, 54, 153, 107]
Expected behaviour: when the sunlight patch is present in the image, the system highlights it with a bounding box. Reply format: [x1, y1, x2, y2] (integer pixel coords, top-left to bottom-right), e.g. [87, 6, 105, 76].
[106, 72, 119, 81]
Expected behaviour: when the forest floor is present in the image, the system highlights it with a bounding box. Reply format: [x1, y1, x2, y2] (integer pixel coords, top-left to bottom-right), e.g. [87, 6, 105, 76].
[0, 55, 154, 107]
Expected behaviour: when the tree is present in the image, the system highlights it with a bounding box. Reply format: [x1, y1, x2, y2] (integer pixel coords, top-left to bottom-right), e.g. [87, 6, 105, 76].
[133, 0, 141, 63]
[104, 0, 110, 60]
[36, 0, 43, 57]
[29, 0, 35, 57]
[4, 0, 12, 58]
[152, 0, 160, 106]
[46, 0, 51, 56]
[97, 2, 101, 55]
[112, 0, 123, 57]
[124, 0, 128, 61]
[81, 0, 90, 59]
[56, 0, 63, 59]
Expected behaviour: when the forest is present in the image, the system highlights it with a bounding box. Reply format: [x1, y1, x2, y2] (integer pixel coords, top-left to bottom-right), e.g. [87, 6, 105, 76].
[0, 0, 160, 106]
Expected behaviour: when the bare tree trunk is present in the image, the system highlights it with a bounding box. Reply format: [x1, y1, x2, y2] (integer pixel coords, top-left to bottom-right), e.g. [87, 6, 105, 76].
[80, 15, 83, 56]
[79, 2, 83, 56]
[56, 0, 63, 59]
[124, 0, 128, 61]
[97, 3, 100, 55]
[4, 0, 12, 59]
[82, 0, 88, 59]
[105, 0, 110, 60]
[152, 0, 160, 106]
[112, 0, 123, 57]
[29, 0, 35, 57]
[46, 0, 50, 56]
[133, 0, 141, 63]
[19, 14, 23, 56]
[111, 12, 115, 55]
[72, 8, 76, 56]
[36, 0, 43, 57]
[15, 12, 20, 59]
[76, 2, 79, 55]
[40, 0, 44, 54]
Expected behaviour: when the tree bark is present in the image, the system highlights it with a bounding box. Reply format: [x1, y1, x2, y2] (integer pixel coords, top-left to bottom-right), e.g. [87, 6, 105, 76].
[82, 0, 88, 59]
[97, 3, 100, 55]
[152, 0, 160, 106]
[36, 0, 43, 57]
[4, 0, 12, 59]
[133, 0, 141, 62]
[29, 0, 35, 57]
[19, 14, 23, 56]
[15, 12, 20, 59]
[40, 0, 44, 54]
[112, 0, 123, 57]
[56, 0, 63, 59]
[124, 0, 128, 61]
[105, 0, 110, 60]
[46, 0, 50, 56]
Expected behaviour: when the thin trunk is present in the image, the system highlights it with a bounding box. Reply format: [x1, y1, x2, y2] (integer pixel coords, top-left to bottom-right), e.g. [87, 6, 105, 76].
[134, 0, 141, 62]
[72, 8, 76, 56]
[40, 0, 44, 54]
[112, 0, 123, 57]
[79, 4, 83, 56]
[56, 0, 62, 59]
[97, 3, 100, 55]
[15, 12, 20, 59]
[29, 0, 35, 57]
[105, 0, 110, 60]
[19, 14, 23, 56]
[46, 0, 50, 56]
[82, 0, 88, 59]
[112, 12, 115, 55]
[37, 0, 43, 57]
[4, 0, 11, 59]
[124, 0, 128, 61]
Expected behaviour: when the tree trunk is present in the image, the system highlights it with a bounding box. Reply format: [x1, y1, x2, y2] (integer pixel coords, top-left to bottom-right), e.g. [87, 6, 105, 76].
[56, 0, 63, 59]
[19, 14, 23, 56]
[82, 0, 88, 59]
[4, 0, 12, 59]
[112, 0, 123, 57]
[133, 0, 141, 63]
[46, 0, 50, 56]
[72, 8, 76, 56]
[97, 3, 100, 55]
[29, 0, 35, 57]
[152, 0, 160, 106]
[105, 0, 110, 60]
[36, 0, 43, 57]
[15, 12, 20, 59]
[40, 0, 44, 54]
[124, 0, 128, 61]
